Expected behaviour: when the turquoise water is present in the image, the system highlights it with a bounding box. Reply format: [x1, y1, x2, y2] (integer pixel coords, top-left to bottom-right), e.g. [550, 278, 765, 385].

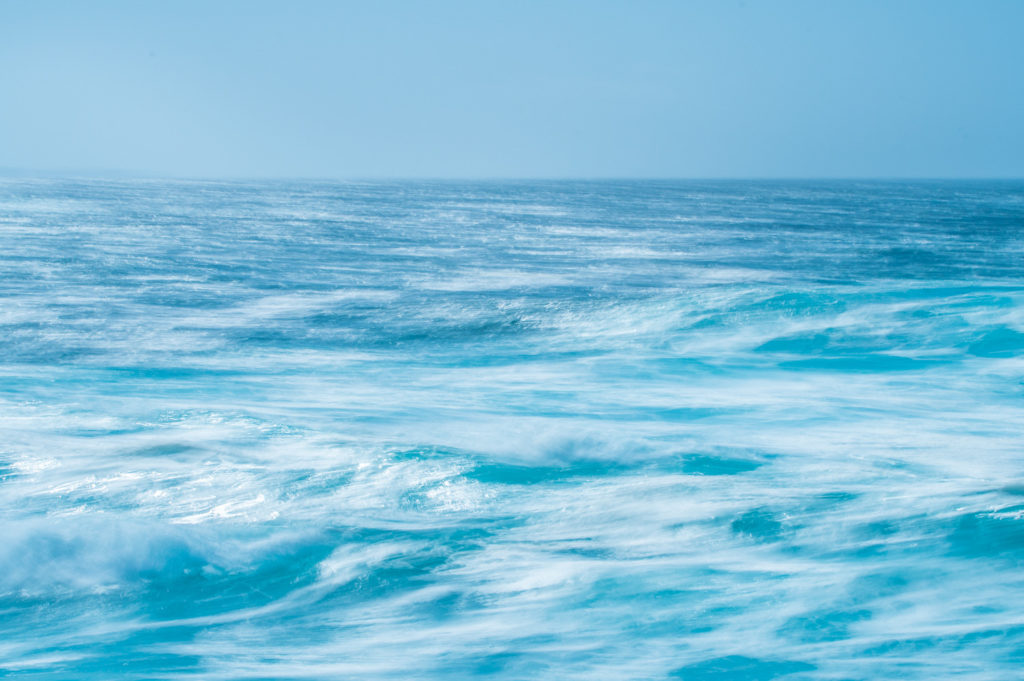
[2, 179, 1024, 680]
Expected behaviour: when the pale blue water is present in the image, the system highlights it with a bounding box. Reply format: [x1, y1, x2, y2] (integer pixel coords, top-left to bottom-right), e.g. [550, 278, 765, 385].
[2, 179, 1024, 680]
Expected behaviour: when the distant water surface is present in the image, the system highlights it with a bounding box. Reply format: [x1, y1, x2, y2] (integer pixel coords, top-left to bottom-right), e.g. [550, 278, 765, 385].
[2, 179, 1024, 680]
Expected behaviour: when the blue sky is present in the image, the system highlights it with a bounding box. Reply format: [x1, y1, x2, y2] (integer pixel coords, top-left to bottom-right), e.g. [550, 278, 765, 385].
[1, 0, 1022, 178]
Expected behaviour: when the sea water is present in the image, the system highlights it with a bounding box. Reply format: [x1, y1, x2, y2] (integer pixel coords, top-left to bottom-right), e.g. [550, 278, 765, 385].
[1, 179, 1023, 680]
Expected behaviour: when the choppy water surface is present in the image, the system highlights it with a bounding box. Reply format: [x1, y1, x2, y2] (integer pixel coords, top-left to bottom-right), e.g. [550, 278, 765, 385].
[2, 179, 1024, 680]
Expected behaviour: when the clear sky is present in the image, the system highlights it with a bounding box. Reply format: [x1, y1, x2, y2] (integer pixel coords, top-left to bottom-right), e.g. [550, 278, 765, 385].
[2, 0, 1022, 179]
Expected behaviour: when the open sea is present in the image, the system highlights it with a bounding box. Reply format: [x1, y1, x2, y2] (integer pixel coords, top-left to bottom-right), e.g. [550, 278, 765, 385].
[2, 178, 1024, 680]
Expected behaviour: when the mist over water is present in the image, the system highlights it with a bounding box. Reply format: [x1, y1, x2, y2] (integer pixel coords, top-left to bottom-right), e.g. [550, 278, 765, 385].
[2, 179, 1024, 679]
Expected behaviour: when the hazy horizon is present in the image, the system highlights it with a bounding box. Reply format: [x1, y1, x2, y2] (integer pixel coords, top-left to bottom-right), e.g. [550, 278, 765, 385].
[6, 173, 1024, 182]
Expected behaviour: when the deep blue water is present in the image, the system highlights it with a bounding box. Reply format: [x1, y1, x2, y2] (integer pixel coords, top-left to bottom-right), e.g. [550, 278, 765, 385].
[2, 179, 1024, 680]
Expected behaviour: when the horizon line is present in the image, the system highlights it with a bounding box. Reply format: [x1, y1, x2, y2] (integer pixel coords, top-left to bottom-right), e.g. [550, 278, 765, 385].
[2, 168, 1024, 184]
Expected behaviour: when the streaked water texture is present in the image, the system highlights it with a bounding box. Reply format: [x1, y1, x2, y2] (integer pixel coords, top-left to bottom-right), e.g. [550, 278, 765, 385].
[2, 179, 1024, 680]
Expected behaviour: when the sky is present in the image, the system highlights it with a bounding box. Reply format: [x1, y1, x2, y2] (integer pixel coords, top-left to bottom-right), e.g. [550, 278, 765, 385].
[1, 0, 1022, 179]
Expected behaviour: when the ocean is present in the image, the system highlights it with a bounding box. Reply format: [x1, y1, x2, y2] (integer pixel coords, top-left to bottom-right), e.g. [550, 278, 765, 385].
[2, 178, 1023, 680]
